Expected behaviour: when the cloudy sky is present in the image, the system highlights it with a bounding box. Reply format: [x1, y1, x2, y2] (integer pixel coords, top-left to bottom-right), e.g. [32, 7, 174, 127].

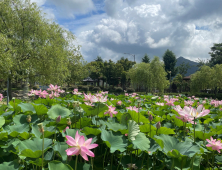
[31, 0, 222, 63]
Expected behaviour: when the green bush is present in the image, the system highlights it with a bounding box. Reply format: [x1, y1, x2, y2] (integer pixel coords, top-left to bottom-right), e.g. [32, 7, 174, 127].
[78, 85, 83, 89]
[33, 85, 39, 90]
[93, 86, 101, 92]
[82, 86, 89, 92]
[116, 87, 123, 93]
[126, 88, 135, 93]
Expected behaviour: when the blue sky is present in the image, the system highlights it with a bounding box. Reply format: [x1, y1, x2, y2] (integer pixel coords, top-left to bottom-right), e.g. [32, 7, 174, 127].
[31, 0, 222, 63]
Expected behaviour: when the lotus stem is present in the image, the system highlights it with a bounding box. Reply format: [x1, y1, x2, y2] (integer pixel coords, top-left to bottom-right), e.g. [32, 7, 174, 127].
[203, 125, 206, 145]
[194, 118, 196, 143]
[91, 157, 94, 170]
[147, 154, 149, 170]
[141, 152, 145, 169]
[150, 122, 152, 137]
[103, 148, 107, 169]
[117, 153, 123, 170]
[79, 111, 81, 129]
[42, 131, 44, 169]
[75, 155, 78, 170]
[171, 158, 175, 170]
[96, 103, 100, 126]
[212, 151, 215, 168]
[111, 153, 113, 170]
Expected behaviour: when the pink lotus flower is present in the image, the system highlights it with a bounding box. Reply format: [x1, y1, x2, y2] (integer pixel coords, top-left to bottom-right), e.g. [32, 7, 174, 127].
[165, 98, 175, 106]
[176, 115, 195, 124]
[63, 126, 69, 132]
[206, 136, 222, 153]
[38, 89, 48, 98]
[0, 93, 3, 101]
[125, 93, 129, 96]
[126, 106, 141, 113]
[49, 91, 60, 99]
[83, 93, 92, 102]
[96, 96, 108, 103]
[156, 102, 164, 106]
[28, 89, 39, 96]
[47, 84, 60, 91]
[174, 105, 183, 112]
[184, 100, 194, 106]
[117, 101, 122, 106]
[101, 91, 109, 95]
[104, 106, 118, 117]
[84, 102, 93, 106]
[177, 105, 210, 119]
[110, 98, 114, 101]
[65, 131, 98, 161]
[73, 89, 82, 95]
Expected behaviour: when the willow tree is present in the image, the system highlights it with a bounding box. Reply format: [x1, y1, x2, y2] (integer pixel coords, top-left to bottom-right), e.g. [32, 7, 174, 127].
[149, 56, 169, 93]
[0, 0, 81, 99]
[127, 62, 151, 91]
[190, 65, 213, 93]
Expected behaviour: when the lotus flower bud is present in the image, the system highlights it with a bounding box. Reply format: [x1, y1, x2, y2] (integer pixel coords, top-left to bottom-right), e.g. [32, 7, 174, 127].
[137, 100, 141, 107]
[56, 115, 61, 123]
[125, 134, 128, 136]
[156, 122, 161, 129]
[37, 123, 44, 133]
[149, 114, 153, 122]
[67, 118, 71, 125]
[127, 163, 138, 170]
[26, 115, 32, 123]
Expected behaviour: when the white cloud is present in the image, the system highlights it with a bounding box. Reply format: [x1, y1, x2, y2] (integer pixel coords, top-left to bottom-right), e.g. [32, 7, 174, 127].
[48, 0, 95, 18]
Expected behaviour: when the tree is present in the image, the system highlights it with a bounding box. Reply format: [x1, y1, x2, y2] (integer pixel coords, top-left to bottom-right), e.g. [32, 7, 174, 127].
[142, 53, 150, 63]
[177, 62, 191, 77]
[149, 56, 169, 94]
[127, 62, 151, 92]
[116, 57, 136, 89]
[95, 56, 103, 62]
[127, 56, 169, 93]
[209, 43, 222, 66]
[0, 0, 81, 99]
[163, 49, 177, 79]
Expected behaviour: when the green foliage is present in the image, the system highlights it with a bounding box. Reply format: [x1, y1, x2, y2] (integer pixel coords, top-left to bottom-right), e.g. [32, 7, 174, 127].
[142, 53, 150, 63]
[209, 43, 222, 66]
[163, 49, 178, 79]
[177, 62, 191, 77]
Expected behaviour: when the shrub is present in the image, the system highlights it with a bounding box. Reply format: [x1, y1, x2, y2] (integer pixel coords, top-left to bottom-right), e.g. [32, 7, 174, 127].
[116, 87, 123, 93]
[127, 88, 135, 93]
[93, 86, 101, 92]
[78, 85, 83, 89]
[88, 85, 94, 91]
[82, 86, 89, 92]
[33, 85, 39, 90]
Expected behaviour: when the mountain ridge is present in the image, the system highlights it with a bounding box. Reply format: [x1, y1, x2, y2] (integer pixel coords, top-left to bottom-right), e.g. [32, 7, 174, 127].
[176, 56, 199, 76]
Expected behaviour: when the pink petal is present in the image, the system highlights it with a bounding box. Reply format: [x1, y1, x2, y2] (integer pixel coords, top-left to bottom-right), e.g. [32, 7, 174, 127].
[75, 131, 81, 142]
[197, 105, 203, 113]
[80, 150, 89, 161]
[84, 138, 92, 147]
[78, 136, 85, 146]
[81, 146, 95, 157]
[66, 136, 77, 146]
[87, 144, 98, 149]
[66, 147, 80, 156]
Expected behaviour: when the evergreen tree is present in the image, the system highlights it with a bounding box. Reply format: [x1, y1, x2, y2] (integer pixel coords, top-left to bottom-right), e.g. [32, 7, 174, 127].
[163, 49, 177, 79]
[142, 53, 150, 63]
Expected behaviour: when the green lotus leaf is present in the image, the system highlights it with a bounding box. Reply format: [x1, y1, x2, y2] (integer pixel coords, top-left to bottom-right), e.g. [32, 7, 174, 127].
[13, 114, 38, 125]
[157, 127, 175, 135]
[32, 124, 55, 138]
[81, 127, 101, 136]
[5, 124, 29, 137]
[16, 138, 52, 158]
[80, 103, 108, 117]
[18, 103, 36, 113]
[105, 122, 127, 132]
[128, 110, 149, 124]
[1, 111, 14, 117]
[151, 96, 159, 101]
[132, 132, 150, 151]
[120, 113, 131, 126]
[0, 117, 5, 128]
[0, 160, 20, 170]
[154, 134, 200, 157]
[28, 158, 48, 167]
[0, 131, 8, 140]
[101, 129, 127, 153]
[48, 161, 73, 170]
[33, 104, 48, 115]
[48, 104, 71, 119]
[128, 120, 140, 141]
[53, 142, 68, 161]
[75, 117, 91, 129]
[193, 131, 216, 140]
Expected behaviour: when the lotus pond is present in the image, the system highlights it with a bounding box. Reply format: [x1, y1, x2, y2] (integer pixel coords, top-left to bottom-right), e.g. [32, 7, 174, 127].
[0, 89, 222, 170]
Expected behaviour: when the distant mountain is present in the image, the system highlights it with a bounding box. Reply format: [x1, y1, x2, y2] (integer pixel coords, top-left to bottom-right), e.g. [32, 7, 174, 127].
[176, 56, 199, 76]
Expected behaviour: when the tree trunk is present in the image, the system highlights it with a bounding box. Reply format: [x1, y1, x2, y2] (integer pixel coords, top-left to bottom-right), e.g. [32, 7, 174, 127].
[8, 77, 12, 101]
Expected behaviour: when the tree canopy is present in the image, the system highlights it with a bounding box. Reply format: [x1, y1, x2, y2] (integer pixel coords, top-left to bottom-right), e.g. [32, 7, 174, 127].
[177, 62, 191, 77]
[142, 53, 150, 63]
[163, 49, 177, 79]
[209, 43, 222, 66]
[0, 0, 82, 98]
